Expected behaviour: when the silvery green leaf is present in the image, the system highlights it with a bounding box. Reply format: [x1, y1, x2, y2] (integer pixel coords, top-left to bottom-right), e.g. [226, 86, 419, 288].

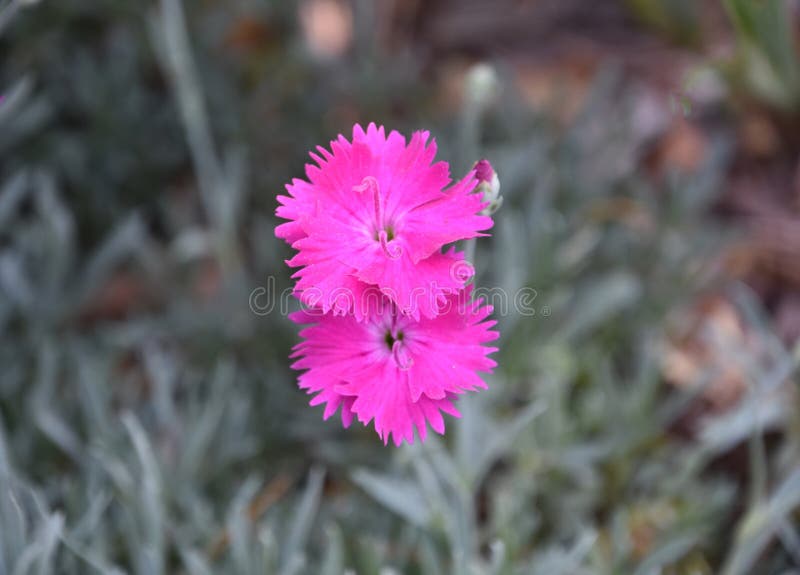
[0, 172, 29, 230]
[180, 549, 213, 575]
[122, 414, 165, 575]
[319, 523, 344, 575]
[352, 469, 431, 528]
[723, 468, 800, 575]
[281, 466, 325, 575]
[557, 272, 642, 341]
[699, 394, 787, 454]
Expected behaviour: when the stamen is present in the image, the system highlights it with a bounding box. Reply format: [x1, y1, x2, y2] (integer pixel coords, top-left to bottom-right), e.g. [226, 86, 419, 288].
[354, 176, 401, 259]
[378, 230, 402, 260]
[392, 340, 414, 370]
[352, 176, 383, 227]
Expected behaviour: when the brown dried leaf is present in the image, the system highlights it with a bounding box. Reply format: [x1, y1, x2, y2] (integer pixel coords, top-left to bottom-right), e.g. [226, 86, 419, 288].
[663, 295, 751, 409]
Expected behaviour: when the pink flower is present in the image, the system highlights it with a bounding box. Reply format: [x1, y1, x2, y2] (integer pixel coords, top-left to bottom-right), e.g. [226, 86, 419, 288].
[290, 287, 498, 445]
[276, 123, 493, 319]
[278, 123, 501, 445]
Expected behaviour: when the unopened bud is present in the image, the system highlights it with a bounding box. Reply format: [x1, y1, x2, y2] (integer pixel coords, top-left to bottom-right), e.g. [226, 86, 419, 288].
[473, 159, 502, 215]
[465, 63, 498, 111]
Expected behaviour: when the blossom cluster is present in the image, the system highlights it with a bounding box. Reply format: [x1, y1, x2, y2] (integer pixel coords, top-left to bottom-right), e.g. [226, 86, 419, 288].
[276, 123, 499, 445]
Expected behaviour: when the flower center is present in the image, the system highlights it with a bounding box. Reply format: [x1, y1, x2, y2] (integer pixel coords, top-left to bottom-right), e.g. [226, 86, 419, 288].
[353, 176, 402, 260]
[384, 329, 413, 370]
[384, 330, 404, 348]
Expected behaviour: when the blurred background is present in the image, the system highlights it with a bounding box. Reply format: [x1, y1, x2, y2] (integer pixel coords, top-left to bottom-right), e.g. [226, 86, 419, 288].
[1, 0, 800, 573]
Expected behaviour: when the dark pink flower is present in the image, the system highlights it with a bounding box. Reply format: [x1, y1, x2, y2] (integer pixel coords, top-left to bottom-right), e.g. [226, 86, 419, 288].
[290, 287, 498, 445]
[276, 123, 492, 319]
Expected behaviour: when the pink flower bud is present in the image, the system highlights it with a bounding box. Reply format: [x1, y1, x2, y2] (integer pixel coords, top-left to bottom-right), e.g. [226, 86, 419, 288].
[473, 159, 494, 183]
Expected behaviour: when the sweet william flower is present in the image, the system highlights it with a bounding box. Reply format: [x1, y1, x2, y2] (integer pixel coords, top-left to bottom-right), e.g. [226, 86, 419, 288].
[276, 123, 493, 320]
[297, 247, 475, 323]
[290, 287, 498, 445]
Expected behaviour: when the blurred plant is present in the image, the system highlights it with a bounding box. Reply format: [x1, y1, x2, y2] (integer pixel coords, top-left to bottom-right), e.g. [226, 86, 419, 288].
[627, 0, 800, 115]
[722, 0, 800, 112]
[1, 0, 800, 573]
[624, 0, 701, 46]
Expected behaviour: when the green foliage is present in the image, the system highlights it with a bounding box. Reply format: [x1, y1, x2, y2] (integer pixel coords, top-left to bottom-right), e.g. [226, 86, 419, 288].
[722, 0, 800, 111]
[625, 0, 701, 46]
[1, 0, 800, 573]
[625, 0, 800, 114]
